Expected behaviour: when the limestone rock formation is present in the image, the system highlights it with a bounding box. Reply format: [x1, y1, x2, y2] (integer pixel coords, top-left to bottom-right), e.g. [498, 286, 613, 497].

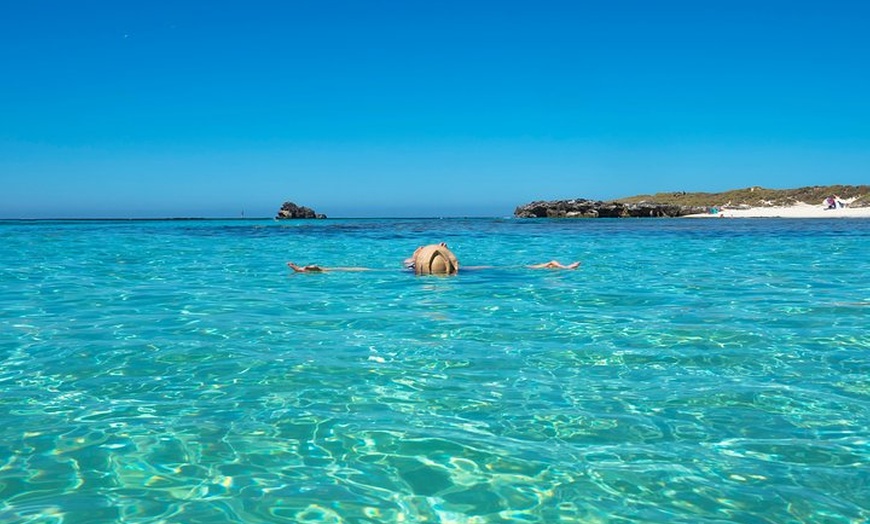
[276, 201, 326, 219]
[514, 199, 707, 218]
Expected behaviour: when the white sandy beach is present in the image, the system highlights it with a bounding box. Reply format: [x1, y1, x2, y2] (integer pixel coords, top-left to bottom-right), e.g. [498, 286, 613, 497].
[685, 202, 870, 219]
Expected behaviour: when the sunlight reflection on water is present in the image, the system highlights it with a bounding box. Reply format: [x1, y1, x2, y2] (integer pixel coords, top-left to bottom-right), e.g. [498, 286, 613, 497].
[0, 218, 868, 522]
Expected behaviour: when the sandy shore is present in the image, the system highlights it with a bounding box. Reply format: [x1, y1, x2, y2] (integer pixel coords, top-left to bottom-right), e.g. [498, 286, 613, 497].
[684, 203, 870, 219]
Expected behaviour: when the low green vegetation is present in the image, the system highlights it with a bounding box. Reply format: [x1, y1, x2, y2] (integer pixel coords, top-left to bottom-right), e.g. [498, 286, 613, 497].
[617, 185, 870, 208]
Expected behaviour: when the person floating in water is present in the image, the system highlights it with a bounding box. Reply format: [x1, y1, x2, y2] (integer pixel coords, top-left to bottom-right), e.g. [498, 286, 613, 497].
[405, 242, 460, 275]
[287, 242, 579, 274]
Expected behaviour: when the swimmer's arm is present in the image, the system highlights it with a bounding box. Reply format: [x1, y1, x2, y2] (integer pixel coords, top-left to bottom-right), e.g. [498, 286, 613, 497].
[287, 262, 373, 273]
[464, 261, 580, 271]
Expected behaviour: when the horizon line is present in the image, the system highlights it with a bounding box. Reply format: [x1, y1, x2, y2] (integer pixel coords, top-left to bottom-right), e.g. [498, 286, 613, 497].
[0, 215, 519, 222]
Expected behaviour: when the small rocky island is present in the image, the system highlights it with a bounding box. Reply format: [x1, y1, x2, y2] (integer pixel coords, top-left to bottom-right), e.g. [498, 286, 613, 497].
[275, 201, 326, 219]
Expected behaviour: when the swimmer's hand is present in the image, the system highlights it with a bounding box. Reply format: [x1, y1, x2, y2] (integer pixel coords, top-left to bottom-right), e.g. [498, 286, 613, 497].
[287, 262, 325, 273]
[528, 261, 580, 270]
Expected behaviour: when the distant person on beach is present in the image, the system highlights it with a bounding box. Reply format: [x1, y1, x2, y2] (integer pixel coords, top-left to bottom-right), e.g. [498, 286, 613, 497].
[287, 242, 580, 274]
[825, 196, 845, 210]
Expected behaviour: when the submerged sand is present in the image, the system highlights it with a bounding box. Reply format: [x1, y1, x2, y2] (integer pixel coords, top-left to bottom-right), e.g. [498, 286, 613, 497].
[684, 202, 870, 219]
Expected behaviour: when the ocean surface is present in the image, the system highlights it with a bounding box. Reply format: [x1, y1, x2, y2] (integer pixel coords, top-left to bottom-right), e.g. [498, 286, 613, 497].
[1, 217, 868, 523]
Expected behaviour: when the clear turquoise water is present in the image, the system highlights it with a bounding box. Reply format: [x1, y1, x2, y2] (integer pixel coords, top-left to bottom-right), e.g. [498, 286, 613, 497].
[1, 218, 868, 523]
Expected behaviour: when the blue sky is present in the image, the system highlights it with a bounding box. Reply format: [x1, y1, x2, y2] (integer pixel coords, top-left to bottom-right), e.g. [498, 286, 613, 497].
[1, 1, 868, 218]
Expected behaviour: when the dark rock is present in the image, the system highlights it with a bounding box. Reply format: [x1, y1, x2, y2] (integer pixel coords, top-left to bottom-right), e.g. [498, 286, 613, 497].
[276, 201, 327, 219]
[514, 199, 708, 218]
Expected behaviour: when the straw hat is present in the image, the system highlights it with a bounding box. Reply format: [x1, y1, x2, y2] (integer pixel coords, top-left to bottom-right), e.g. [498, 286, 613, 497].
[412, 243, 459, 275]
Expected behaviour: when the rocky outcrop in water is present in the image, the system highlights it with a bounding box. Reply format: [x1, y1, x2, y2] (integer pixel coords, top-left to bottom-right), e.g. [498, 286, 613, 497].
[514, 199, 708, 218]
[276, 201, 326, 219]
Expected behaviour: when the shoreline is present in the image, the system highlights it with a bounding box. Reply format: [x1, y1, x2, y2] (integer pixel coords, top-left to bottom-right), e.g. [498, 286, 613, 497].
[684, 203, 870, 219]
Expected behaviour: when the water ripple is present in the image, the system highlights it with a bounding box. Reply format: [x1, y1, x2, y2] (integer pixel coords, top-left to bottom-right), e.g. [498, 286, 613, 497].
[1, 218, 869, 522]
